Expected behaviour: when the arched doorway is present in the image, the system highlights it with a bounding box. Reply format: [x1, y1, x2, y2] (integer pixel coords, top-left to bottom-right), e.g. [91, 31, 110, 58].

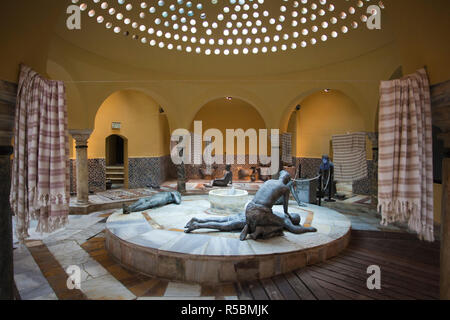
[286, 89, 368, 196]
[90, 89, 172, 190]
[105, 134, 128, 189]
[106, 135, 124, 166]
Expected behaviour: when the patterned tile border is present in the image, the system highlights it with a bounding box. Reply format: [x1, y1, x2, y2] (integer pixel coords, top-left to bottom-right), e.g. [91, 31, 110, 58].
[70, 156, 176, 193]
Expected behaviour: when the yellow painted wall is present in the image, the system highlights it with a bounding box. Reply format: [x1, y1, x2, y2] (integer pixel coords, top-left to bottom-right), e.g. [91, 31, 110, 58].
[386, 0, 450, 85]
[83, 90, 170, 159]
[293, 90, 368, 159]
[0, 1, 65, 81]
[386, 0, 450, 225]
[191, 98, 267, 155]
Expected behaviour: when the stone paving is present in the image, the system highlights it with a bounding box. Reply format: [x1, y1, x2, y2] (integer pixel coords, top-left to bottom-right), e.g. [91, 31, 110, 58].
[13, 191, 417, 300]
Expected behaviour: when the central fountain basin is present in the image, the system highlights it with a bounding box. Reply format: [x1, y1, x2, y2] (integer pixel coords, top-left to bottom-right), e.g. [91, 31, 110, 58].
[209, 188, 249, 215]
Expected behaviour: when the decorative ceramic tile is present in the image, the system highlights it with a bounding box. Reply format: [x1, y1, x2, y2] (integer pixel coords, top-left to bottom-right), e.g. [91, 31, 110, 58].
[70, 158, 106, 193]
[128, 156, 176, 188]
[89, 159, 106, 192]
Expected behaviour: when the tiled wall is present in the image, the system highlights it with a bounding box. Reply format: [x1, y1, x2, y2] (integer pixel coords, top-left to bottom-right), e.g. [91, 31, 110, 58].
[184, 155, 272, 180]
[70, 155, 375, 195]
[70, 159, 106, 193]
[293, 157, 374, 196]
[128, 155, 176, 189]
[88, 159, 106, 192]
[70, 155, 176, 192]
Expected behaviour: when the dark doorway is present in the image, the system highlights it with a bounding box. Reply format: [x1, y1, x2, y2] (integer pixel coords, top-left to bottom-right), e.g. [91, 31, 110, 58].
[106, 135, 124, 166]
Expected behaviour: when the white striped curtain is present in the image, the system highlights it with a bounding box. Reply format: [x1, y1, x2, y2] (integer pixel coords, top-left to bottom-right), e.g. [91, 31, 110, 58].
[10, 65, 69, 242]
[378, 68, 434, 242]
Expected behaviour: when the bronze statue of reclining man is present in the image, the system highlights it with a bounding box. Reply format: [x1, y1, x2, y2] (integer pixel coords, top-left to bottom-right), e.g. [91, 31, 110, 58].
[123, 191, 182, 214]
[184, 210, 315, 239]
[204, 164, 233, 188]
[185, 171, 316, 240]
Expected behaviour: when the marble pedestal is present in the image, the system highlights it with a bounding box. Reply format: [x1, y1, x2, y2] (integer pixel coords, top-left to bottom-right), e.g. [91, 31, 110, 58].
[105, 196, 351, 284]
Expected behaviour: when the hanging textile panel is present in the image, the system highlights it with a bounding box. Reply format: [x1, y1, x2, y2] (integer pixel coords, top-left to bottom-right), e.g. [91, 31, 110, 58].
[332, 132, 368, 183]
[10, 65, 69, 242]
[378, 68, 434, 242]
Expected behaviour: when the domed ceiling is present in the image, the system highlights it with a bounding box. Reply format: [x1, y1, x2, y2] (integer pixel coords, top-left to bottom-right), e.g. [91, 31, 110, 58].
[54, 0, 395, 77]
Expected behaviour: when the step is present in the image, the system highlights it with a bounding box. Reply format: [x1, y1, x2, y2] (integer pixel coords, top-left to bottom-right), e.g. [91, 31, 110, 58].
[106, 172, 125, 175]
[107, 177, 124, 181]
[106, 166, 124, 170]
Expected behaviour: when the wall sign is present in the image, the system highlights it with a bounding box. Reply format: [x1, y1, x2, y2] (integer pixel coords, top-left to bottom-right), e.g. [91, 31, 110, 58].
[112, 122, 121, 129]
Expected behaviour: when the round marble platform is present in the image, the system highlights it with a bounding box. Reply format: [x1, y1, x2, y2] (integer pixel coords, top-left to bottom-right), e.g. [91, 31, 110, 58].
[105, 195, 351, 284]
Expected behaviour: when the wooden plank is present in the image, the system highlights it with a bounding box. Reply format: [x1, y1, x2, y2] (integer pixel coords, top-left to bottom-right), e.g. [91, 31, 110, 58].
[248, 280, 270, 300]
[337, 250, 439, 284]
[284, 272, 317, 300]
[343, 249, 440, 283]
[350, 239, 440, 262]
[308, 265, 409, 300]
[346, 246, 440, 276]
[350, 230, 420, 241]
[332, 256, 439, 297]
[260, 278, 284, 300]
[295, 268, 332, 300]
[322, 260, 436, 300]
[327, 289, 352, 300]
[350, 238, 441, 261]
[272, 275, 300, 300]
[235, 282, 253, 300]
[314, 278, 373, 300]
[332, 254, 440, 293]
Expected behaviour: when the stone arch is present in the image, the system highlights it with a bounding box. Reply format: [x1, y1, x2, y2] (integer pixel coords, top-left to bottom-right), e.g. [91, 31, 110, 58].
[281, 89, 367, 160]
[185, 87, 271, 130]
[90, 89, 174, 189]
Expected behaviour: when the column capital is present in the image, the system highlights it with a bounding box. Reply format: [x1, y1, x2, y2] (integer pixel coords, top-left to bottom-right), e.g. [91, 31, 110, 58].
[70, 129, 93, 147]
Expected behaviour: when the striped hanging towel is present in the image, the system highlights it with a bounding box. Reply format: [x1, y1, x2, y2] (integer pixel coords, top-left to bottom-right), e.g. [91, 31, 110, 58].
[332, 132, 368, 183]
[10, 65, 69, 242]
[378, 68, 434, 242]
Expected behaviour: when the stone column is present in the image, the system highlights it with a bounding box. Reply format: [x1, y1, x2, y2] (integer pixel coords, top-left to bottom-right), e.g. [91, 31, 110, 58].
[0, 80, 16, 300]
[70, 130, 92, 205]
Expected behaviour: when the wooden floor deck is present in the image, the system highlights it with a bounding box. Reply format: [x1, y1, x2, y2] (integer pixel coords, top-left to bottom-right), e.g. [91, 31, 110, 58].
[235, 230, 440, 300]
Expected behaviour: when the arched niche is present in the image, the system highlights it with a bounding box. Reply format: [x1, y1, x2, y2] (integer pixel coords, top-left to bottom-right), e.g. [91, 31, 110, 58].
[89, 89, 172, 189]
[286, 89, 367, 159]
[191, 97, 267, 158]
